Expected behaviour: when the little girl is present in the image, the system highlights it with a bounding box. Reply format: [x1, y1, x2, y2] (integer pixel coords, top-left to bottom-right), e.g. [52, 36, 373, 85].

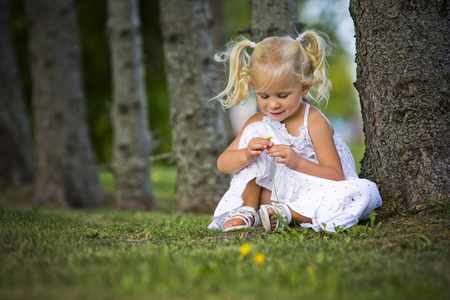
[208, 31, 382, 233]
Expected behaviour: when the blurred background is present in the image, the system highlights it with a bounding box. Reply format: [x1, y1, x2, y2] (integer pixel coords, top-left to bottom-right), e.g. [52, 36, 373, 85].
[8, 0, 363, 201]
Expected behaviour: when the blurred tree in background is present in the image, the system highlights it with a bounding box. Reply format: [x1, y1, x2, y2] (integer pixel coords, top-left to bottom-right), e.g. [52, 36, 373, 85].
[0, 0, 34, 184]
[24, 0, 104, 207]
[249, 0, 304, 40]
[159, 0, 229, 213]
[107, 0, 154, 210]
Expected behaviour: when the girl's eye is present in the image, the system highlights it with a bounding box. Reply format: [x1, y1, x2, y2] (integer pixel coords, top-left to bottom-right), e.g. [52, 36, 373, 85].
[259, 95, 269, 99]
[279, 94, 288, 99]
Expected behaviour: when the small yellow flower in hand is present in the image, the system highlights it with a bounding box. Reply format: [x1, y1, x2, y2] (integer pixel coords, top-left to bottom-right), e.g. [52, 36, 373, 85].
[240, 243, 251, 256]
[266, 136, 273, 141]
[254, 253, 265, 264]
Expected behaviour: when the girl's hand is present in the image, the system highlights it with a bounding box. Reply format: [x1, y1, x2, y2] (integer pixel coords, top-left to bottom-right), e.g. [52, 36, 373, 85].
[267, 145, 300, 170]
[246, 137, 274, 162]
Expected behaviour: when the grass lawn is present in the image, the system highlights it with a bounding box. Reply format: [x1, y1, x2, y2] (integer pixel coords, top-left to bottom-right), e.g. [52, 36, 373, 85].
[0, 164, 449, 300]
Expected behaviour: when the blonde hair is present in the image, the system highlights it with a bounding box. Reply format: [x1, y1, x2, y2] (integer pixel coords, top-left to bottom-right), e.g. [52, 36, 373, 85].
[214, 30, 332, 108]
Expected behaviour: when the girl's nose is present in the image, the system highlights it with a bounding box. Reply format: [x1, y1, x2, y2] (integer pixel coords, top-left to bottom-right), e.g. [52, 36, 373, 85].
[269, 100, 280, 109]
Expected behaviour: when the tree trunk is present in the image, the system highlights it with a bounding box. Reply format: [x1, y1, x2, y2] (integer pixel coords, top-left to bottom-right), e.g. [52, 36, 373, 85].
[208, 0, 227, 50]
[107, 0, 154, 211]
[350, 0, 449, 212]
[25, 0, 104, 207]
[159, 0, 229, 214]
[0, 0, 34, 184]
[250, 0, 305, 41]
[207, 0, 235, 142]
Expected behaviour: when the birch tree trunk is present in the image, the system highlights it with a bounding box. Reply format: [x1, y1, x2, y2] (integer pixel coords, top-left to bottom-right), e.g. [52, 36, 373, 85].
[107, 0, 154, 211]
[25, 0, 104, 207]
[350, 0, 449, 212]
[159, 0, 229, 213]
[208, 0, 235, 142]
[0, 0, 34, 184]
[250, 0, 305, 41]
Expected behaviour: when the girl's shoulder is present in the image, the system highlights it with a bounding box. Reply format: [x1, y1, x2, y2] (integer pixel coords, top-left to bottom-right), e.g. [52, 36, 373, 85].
[307, 105, 334, 135]
[225, 112, 265, 151]
[234, 112, 265, 137]
[244, 112, 265, 126]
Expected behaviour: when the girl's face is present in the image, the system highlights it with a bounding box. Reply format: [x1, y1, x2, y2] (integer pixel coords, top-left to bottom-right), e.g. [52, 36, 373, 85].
[252, 69, 311, 123]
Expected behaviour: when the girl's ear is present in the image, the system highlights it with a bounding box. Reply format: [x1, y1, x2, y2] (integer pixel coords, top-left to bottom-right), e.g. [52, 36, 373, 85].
[301, 80, 314, 95]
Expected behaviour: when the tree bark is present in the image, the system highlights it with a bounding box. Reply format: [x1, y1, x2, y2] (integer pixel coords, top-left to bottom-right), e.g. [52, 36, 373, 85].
[159, 0, 229, 214]
[107, 0, 154, 210]
[250, 0, 305, 41]
[207, 0, 235, 142]
[0, 0, 34, 184]
[350, 0, 449, 212]
[208, 0, 227, 50]
[25, 0, 104, 207]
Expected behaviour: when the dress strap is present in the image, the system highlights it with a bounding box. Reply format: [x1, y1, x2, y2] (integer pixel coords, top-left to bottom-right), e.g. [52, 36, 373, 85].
[303, 103, 310, 127]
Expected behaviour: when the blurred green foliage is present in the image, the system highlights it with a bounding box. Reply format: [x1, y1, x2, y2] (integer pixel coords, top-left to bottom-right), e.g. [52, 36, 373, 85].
[9, 0, 361, 165]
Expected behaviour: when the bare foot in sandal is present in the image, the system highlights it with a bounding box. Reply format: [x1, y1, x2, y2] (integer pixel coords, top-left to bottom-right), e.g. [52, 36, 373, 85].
[222, 217, 253, 230]
[259, 203, 292, 232]
[265, 207, 279, 231]
[260, 204, 313, 232]
[221, 206, 259, 232]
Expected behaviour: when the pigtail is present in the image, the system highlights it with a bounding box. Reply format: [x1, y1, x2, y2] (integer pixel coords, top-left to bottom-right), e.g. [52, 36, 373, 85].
[300, 31, 332, 106]
[213, 39, 254, 108]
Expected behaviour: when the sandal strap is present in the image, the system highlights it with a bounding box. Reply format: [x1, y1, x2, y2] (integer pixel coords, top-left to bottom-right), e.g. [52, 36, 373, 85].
[266, 203, 292, 230]
[273, 203, 292, 225]
[223, 206, 259, 228]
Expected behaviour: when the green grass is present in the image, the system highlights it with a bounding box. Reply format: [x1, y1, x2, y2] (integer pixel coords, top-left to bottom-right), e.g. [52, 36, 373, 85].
[0, 205, 449, 300]
[1, 164, 449, 299]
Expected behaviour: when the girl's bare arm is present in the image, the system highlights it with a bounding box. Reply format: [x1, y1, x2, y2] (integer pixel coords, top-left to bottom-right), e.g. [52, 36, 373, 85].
[299, 107, 344, 180]
[217, 113, 271, 174]
[268, 107, 344, 181]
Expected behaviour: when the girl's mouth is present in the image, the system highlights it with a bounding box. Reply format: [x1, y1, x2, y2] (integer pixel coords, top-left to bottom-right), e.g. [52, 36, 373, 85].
[269, 111, 284, 116]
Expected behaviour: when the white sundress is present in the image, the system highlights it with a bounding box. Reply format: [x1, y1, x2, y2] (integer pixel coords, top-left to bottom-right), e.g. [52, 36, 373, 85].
[208, 104, 382, 232]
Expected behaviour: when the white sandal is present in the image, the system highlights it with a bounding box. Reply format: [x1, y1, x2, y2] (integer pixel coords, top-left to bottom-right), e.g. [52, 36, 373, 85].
[259, 203, 292, 232]
[221, 206, 260, 232]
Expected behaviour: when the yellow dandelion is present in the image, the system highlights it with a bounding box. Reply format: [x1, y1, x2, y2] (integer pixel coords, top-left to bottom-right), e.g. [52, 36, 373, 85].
[240, 243, 251, 256]
[265, 136, 273, 141]
[254, 253, 265, 264]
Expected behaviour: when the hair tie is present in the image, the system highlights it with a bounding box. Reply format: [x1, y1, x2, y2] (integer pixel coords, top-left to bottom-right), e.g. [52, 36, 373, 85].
[296, 35, 304, 43]
[250, 42, 256, 49]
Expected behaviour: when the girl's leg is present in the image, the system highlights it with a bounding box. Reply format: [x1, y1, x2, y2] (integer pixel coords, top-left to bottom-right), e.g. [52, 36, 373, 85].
[260, 187, 272, 205]
[290, 209, 312, 224]
[241, 178, 262, 209]
[222, 178, 262, 230]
